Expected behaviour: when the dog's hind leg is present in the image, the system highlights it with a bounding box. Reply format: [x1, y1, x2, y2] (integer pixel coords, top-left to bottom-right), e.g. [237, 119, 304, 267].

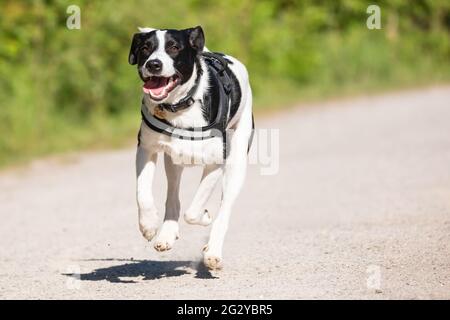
[154, 154, 184, 252]
[184, 164, 223, 226]
[136, 147, 159, 241]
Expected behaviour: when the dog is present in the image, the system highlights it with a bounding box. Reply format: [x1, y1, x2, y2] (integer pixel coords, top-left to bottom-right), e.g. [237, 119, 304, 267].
[128, 26, 253, 270]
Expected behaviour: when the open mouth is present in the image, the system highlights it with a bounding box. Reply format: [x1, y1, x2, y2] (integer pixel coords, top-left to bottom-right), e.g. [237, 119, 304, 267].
[143, 75, 180, 101]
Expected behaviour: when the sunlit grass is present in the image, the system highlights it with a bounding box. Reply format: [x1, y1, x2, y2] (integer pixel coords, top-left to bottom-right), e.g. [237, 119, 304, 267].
[1, 1, 449, 169]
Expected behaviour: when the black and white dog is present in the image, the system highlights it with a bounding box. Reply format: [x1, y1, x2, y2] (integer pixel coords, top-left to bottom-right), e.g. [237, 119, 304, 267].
[129, 26, 253, 270]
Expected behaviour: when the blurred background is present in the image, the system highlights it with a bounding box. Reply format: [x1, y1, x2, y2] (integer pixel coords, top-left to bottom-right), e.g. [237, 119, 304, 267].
[0, 0, 449, 167]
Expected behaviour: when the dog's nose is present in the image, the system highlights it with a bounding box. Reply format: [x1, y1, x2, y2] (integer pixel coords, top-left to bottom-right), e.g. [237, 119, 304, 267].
[145, 59, 162, 73]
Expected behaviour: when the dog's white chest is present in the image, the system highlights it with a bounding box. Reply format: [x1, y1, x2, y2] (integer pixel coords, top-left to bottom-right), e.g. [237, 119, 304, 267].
[159, 136, 224, 165]
[140, 98, 225, 165]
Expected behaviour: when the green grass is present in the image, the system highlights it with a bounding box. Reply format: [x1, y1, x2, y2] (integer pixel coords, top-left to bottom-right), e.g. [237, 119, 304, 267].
[0, 111, 139, 168]
[3, 75, 448, 170]
[1, 0, 449, 169]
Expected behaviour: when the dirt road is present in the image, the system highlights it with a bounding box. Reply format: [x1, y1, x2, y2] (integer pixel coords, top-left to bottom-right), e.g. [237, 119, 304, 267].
[0, 87, 449, 299]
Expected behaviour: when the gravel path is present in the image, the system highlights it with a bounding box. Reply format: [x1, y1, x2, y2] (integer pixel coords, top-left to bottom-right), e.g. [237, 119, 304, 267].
[0, 86, 449, 299]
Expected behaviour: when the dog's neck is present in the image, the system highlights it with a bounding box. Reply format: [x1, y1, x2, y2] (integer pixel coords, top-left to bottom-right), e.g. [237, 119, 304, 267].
[143, 57, 210, 128]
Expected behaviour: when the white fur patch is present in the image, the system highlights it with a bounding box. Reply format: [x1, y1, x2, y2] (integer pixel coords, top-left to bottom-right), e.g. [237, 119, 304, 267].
[154, 220, 179, 251]
[143, 30, 176, 78]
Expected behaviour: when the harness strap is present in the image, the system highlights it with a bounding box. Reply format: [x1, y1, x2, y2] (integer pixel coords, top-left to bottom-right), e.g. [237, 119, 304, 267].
[141, 106, 223, 141]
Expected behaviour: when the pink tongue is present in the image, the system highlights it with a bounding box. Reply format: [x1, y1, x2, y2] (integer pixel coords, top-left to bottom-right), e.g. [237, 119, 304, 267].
[143, 77, 167, 95]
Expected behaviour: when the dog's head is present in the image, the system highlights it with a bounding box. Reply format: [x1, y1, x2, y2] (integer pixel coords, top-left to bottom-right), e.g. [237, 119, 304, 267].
[128, 26, 205, 102]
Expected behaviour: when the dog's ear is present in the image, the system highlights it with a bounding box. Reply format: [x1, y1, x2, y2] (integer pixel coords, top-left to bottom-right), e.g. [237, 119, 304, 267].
[128, 33, 144, 65]
[187, 26, 205, 52]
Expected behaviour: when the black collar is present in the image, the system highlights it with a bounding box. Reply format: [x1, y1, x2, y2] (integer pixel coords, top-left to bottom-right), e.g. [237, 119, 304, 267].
[158, 59, 202, 113]
[158, 96, 195, 113]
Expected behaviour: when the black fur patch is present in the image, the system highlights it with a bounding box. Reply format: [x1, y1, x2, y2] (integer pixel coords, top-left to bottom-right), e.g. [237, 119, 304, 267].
[163, 29, 199, 85]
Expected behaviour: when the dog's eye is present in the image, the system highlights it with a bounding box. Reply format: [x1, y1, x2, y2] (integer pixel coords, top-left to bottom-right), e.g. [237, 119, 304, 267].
[169, 45, 180, 52]
[141, 46, 150, 54]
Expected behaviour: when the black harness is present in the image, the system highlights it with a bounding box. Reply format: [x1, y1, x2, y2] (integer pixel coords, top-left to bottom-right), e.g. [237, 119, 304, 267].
[140, 52, 236, 156]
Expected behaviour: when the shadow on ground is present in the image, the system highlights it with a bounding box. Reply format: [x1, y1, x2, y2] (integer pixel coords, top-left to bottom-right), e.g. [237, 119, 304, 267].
[63, 258, 217, 283]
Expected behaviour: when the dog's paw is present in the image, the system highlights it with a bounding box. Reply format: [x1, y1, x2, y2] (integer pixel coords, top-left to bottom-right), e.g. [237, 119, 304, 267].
[139, 224, 158, 241]
[203, 254, 223, 270]
[153, 221, 179, 252]
[184, 209, 212, 226]
[139, 212, 159, 241]
[203, 246, 223, 270]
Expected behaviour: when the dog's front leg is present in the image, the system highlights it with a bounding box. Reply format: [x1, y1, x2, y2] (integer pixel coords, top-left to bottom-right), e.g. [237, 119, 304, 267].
[154, 154, 184, 251]
[136, 146, 159, 241]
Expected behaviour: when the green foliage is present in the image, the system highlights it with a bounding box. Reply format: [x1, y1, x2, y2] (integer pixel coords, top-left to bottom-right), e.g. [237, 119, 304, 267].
[0, 0, 449, 166]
